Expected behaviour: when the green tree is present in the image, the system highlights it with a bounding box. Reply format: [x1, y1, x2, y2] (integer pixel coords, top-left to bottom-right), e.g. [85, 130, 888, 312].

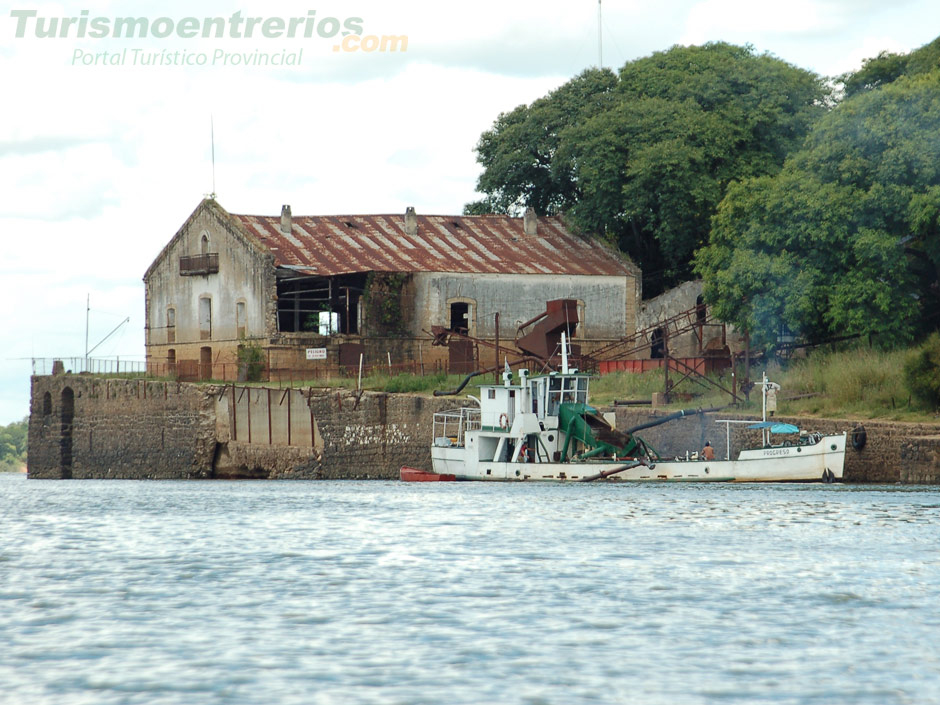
[696, 70, 940, 348]
[465, 67, 617, 216]
[0, 418, 27, 472]
[839, 37, 940, 98]
[468, 43, 828, 293]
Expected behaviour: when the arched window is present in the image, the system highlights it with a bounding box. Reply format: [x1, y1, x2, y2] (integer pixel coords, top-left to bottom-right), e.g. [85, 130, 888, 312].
[201, 232, 210, 255]
[199, 296, 212, 340]
[696, 295, 706, 324]
[60, 387, 75, 478]
[446, 297, 476, 336]
[42, 391, 52, 416]
[650, 328, 665, 359]
[236, 301, 246, 338]
[166, 307, 176, 344]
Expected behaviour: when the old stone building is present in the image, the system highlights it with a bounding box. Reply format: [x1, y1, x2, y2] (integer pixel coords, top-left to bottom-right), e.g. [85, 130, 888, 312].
[144, 198, 641, 379]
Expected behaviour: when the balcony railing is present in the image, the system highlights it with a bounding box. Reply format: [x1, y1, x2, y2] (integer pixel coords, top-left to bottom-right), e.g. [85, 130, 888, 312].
[180, 253, 219, 276]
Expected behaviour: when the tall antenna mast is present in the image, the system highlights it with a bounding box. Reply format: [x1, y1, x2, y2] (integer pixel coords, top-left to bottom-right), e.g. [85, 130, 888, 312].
[597, 0, 603, 68]
[85, 293, 90, 369]
[210, 115, 216, 199]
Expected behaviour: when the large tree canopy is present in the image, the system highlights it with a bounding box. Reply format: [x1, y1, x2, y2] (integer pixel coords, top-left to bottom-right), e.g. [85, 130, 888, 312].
[695, 71, 940, 349]
[840, 36, 940, 98]
[467, 42, 828, 294]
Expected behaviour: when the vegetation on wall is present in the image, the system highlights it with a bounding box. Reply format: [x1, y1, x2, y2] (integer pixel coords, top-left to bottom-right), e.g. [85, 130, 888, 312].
[237, 340, 266, 382]
[361, 272, 411, 335]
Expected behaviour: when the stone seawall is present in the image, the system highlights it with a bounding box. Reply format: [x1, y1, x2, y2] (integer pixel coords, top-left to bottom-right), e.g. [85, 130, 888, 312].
[28, 375, 940, 483]
[29, 376, 455, 480]
[29, 378, 217, 479]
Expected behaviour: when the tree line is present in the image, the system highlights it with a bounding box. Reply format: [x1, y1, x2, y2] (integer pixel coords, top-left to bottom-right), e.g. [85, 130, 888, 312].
[467, 37, 940, 350]
[0, 418, 27, 472]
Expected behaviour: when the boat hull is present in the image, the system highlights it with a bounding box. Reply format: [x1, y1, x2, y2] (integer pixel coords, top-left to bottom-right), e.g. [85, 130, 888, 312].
[431, 433, 846, 483]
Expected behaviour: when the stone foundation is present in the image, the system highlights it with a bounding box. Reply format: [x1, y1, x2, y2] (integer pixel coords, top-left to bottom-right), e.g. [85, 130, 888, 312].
[28, 376, 453, 480]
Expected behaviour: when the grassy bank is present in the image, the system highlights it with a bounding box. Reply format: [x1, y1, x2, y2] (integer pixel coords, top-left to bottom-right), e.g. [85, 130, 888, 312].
[591, 347, 925, 422]
[156, 346, 929, 422]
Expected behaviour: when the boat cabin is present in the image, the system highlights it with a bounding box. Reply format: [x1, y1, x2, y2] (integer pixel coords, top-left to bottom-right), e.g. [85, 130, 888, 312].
[477, 368, 590, 430]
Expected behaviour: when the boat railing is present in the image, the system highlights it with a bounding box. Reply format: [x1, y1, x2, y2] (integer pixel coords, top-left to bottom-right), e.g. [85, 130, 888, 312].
[433, 407, 481, 448]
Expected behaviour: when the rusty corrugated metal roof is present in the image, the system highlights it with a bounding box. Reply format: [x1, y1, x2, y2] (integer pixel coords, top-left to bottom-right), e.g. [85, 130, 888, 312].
[230, 212, 637, 277]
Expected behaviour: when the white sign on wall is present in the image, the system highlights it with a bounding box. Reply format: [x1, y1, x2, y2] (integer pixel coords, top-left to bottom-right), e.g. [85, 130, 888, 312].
[306, 348, 327, 360]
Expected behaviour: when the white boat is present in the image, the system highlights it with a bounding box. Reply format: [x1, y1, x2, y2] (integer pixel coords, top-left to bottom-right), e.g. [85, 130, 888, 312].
[425, 339, 845, 483]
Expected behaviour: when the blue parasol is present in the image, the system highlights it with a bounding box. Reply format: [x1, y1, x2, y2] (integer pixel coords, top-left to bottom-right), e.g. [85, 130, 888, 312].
[747, 422, 799, 433]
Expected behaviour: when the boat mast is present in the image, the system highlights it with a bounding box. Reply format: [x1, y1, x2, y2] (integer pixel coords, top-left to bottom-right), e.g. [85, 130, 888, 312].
[561, 332, 569, 374]
[761, 371, 768, 447]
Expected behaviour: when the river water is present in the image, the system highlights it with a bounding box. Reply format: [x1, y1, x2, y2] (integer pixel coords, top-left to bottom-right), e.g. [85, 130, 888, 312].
[1, 473, 939, 705]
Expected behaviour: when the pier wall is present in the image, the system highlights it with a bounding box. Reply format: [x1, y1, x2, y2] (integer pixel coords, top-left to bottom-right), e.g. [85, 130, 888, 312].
[28, 376, 453, 480]
[27, 375, 940, 483]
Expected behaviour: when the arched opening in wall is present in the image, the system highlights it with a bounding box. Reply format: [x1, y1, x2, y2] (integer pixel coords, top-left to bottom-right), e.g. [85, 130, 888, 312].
[236, 301, 246, 339]
[166, 307, 176, 344]
[650, 328, 665, 359]
[449, 301, 470, 334]
[60, 387, 74, 479]
[444, 299, 475, 373]
[200, 347, 212, 381]
[167, 349, 177, 378]
[201, 233, 210, 255]
[199, 296, 212, 340]
[42, 392, 52, 416]
[695, 295, 706, 324]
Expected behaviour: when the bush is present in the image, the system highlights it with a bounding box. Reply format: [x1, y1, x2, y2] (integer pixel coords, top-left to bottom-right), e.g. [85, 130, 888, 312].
[903, 333, 940, 410]
[237, 341, 266, 382]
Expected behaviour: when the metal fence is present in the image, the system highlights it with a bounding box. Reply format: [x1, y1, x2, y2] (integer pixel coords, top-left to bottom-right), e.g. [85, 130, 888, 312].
[31, 356, 454, 387]
[31, 357, 148, 376]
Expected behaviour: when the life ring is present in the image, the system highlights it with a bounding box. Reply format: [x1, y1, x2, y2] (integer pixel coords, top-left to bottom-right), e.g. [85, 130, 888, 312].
[851, 425, 867, 451]
[499, 413, 509, 430]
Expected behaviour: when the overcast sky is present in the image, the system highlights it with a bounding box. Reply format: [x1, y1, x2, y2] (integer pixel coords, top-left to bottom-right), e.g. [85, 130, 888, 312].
[2, 0, 938, 425]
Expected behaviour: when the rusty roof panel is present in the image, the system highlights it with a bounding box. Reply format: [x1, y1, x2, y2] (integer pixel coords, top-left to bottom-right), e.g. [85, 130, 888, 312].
[230, 212, 637, 278]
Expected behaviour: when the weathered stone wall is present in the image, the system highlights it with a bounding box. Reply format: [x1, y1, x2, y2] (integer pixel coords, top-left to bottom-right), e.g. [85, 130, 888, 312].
[302, 390, 454, 479]
[29, 375, 456, 481]
[614, 408, 940, 484]
[29, 376, 218, 479]
[30, 374, 940, 483]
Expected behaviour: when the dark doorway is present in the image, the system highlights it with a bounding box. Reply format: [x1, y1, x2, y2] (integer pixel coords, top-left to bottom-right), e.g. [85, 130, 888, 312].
[60, 387, 74, 479]
[450, 302, 469, 334]
[200, 347, 212, 381]
[650, 328, 665, 359]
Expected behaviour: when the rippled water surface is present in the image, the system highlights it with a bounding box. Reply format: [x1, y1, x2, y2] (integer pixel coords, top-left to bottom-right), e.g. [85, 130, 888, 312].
[2, 474, 940, 705]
